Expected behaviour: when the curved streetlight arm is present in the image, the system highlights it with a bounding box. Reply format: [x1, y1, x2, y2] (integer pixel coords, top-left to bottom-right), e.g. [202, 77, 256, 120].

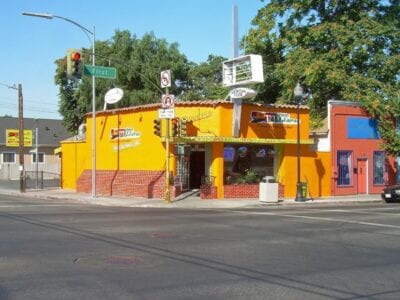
[22, 12, 93, 46]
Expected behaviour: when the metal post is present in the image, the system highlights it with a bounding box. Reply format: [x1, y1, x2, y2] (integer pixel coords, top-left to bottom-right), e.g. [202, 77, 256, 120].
[164, 88, 171, 203]
[91, 25, 97, 197]
[18, 83, 25, 193]
[294, 83, 306, 202]
[35, 120, 39, 189]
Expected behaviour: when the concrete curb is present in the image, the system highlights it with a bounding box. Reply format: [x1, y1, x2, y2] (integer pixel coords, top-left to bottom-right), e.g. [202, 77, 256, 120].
[0, 187, 384, 209]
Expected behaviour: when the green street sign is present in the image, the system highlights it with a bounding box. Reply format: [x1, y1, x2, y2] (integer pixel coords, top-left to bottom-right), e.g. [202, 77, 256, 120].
[83, 65, 117, 79]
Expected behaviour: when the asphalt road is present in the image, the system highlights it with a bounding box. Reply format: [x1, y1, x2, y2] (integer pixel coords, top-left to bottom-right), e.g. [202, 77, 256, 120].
[1, 193, 400, 299]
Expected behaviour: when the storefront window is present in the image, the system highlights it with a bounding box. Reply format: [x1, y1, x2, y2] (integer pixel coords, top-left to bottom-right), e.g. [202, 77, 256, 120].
[337, 150, 352, 186]
[373, 151, 385, 185]
[223, 144, 274, 184]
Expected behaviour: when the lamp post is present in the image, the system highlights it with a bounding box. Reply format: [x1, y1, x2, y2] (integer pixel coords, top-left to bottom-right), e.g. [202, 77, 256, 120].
[294, 82, 306, 202]
[22, 12, 97, 197]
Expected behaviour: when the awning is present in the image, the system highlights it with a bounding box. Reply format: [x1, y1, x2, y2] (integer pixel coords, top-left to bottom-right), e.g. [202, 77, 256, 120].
[54, 147, 62, 155]
[169, 136, 314, 145]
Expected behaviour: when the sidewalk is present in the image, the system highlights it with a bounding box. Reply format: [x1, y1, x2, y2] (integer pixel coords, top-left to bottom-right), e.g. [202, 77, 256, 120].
[0, 184, 383, 209]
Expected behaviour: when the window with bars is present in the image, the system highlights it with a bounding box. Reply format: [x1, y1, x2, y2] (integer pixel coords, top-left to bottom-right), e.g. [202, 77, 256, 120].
[337, 150, 352, 186]
[373, 151, 385, 185]
[2, 152, 16, 163]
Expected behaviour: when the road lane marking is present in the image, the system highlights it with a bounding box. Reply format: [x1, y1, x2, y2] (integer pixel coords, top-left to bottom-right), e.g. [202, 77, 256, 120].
[230, 210, 400, 229]
[298, 208, 400, 216]
[0, 204, 85, 208]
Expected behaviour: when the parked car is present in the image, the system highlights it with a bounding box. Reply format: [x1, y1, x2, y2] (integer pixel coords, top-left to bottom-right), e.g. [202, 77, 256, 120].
[381, 185, 400, 203]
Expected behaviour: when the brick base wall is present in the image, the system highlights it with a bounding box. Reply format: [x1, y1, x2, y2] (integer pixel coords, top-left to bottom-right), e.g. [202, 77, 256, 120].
[200, 185, 218, 199]
[76, 170, 180, 199]
[223, 184, 259, 198]
[222, 183, 285, 199]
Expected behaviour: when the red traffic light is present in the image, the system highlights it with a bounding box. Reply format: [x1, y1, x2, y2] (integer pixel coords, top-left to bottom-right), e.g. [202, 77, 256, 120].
[71, 52, 81, 61]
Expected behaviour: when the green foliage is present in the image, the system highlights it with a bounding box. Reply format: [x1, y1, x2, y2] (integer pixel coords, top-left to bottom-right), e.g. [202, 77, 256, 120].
[236, 169, 260, 184]
[55, 30, 228, 134]
[245, 0, 400, 152]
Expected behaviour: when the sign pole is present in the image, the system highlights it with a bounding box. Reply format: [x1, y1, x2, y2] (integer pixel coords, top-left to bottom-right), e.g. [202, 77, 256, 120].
[18, 83, 25, 193]
[160, 70, 172, 203]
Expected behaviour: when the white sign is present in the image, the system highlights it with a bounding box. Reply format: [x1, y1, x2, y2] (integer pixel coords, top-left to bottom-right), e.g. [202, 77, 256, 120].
[161, 94, 175, 108]
[160, 70, 171, 88]
[104, 88, 124, 104]
[229, 87, 257, 99]
[222, 54, 264, 87]
[158, 108, 175, 119]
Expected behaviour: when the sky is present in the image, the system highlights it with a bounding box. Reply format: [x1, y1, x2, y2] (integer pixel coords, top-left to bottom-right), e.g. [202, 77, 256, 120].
[1, 0, 266, 120]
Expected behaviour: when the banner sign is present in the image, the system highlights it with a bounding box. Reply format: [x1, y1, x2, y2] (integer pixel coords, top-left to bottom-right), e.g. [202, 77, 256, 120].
[250, 111, 298, 124]
[6, 129, 33, 147]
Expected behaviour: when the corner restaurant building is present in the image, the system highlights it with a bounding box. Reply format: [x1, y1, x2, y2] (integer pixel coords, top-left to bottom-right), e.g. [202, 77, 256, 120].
[60, 100, 331, 199]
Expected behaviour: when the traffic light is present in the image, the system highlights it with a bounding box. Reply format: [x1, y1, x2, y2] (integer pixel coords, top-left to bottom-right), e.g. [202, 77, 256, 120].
[153, 119, 162, 136]
[67, 48, 83, 80]
[180, 118, 188, 136]
[172, 118, 180, 137]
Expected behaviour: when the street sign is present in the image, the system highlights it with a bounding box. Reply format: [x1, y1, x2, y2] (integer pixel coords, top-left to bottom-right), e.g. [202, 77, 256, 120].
[161, 94, 175, 108]
[160, 70, 171, 88]
[83, 65, 117, 79]
[158, 108, 175, 119]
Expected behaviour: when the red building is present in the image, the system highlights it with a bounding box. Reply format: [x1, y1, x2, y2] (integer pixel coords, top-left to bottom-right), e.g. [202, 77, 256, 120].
[328, 101, 396, 196]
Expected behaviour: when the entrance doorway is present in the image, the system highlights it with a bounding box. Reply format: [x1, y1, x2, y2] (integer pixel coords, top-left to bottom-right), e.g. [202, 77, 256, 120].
[189, 151, 205, 189]
[357, 159, 368, 194]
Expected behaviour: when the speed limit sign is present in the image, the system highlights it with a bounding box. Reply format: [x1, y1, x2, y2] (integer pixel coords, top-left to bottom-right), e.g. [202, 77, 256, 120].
[160, 70, 171, 88]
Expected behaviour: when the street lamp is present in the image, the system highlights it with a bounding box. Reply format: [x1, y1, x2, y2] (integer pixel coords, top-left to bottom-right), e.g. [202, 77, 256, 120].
[22, 12, 98, 197]
[294, 82, 306, 202]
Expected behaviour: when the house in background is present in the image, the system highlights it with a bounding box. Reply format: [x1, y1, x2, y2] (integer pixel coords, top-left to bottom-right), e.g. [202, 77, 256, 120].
[0, 116, 70, 181]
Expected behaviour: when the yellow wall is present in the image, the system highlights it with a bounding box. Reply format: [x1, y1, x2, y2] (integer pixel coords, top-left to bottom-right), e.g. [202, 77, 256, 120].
[60, 101, 331, 198]
[60, 140, 87, 189]
[279, 146, 331, 198]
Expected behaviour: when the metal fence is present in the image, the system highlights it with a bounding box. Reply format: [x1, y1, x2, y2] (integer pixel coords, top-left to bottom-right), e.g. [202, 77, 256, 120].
[24, 171, 61, 190]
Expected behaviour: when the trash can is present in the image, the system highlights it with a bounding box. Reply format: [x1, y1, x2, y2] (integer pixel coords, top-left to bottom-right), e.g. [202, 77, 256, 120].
[259, 176, 279, 203]
[300, 182, 307, 199]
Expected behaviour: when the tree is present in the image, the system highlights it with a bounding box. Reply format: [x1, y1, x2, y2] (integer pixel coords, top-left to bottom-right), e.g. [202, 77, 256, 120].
[180, 55, 229, 101]
[55, 31, 191, 133]
[245, 0, 400, 154]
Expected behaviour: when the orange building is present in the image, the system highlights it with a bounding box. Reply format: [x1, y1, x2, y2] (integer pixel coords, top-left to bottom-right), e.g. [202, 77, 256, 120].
[60, 100, 331, 200]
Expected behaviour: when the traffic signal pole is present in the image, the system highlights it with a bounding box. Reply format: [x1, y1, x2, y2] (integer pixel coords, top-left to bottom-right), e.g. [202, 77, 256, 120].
[164, 87, 171, 203]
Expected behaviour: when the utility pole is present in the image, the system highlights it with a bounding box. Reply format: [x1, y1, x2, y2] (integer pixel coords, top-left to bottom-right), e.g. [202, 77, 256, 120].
[18, 83, 25, 193]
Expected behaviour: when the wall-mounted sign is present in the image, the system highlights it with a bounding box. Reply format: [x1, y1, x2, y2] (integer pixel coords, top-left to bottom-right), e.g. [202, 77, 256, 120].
[250, 111, 298, 124]
[6, 129, 32, 147]
[229, 87, 257, 99]
[110, 128, 141, 141]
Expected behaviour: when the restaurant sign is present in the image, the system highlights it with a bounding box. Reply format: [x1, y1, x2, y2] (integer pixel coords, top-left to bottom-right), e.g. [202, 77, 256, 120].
[250, 111, 298, 124]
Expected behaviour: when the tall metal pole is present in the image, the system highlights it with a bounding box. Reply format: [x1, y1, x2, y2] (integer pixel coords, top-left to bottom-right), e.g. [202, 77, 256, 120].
[294, 83, 306, 202]
[18, 83, 25, 193]
[91, 26, 97, 197]
[22, 12, 97, 197]
[35, 119, 39, 189]
[164, 88, 171, 203]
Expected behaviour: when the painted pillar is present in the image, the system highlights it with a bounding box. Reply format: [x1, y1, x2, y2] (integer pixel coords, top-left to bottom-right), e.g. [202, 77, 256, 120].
[211, 142, 224, 199]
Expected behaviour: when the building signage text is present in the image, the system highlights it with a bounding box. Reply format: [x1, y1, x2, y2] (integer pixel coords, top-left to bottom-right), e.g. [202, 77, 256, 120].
[250, 111, 298, 124]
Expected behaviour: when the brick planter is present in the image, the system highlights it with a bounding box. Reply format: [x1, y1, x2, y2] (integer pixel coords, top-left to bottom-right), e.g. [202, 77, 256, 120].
[223, 184, 259, 199]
